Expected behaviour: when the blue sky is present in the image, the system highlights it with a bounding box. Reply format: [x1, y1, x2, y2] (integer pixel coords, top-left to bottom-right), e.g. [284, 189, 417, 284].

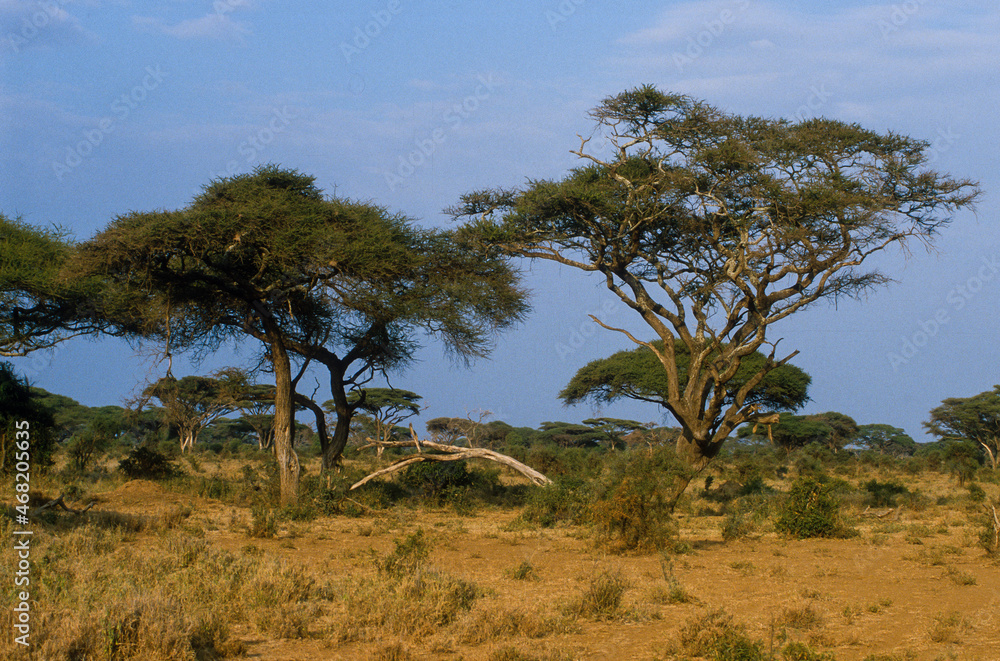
[2, 0, 998, 442]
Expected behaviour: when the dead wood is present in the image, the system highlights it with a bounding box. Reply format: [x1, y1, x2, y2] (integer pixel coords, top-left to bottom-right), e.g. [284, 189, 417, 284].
[350, 424, 553, 490]
[31, 493, 96, 517]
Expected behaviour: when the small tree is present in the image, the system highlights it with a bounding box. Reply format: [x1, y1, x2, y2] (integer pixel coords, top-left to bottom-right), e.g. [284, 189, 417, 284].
[65, 410, 124, 472]
[0, 362, 56, 473]
[853, 423, 917, 457]
[925, 386, 1000, 470]
[140, 370, 247, 452]
[453, 86, 979, 508]
[343, 388, 422, 447]
[582, 418, 648, 450]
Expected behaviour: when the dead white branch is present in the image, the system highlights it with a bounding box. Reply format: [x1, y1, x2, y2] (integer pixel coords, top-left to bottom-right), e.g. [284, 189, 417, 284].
[351, 424, 552, 490]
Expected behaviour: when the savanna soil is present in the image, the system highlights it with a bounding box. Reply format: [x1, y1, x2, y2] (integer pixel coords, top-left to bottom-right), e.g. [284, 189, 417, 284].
[77, 469, 1000, 661]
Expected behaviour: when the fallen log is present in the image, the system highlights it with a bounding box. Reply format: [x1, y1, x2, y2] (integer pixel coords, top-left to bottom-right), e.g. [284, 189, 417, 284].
[351, 425, 552, 490]
[31, 493, 96, 517]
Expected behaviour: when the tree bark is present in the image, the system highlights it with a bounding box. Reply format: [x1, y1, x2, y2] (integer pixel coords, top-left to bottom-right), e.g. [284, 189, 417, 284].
[268, 332, 300, 506]
[323, 362, 356, 471]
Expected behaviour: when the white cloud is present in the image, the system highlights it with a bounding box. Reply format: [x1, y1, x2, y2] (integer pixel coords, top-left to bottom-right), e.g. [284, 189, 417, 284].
[132, 10, 251, 42]
[0, 0, 98, 51]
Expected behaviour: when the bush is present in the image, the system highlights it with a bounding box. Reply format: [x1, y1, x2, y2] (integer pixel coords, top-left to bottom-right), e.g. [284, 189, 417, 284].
[677, 609, 766, 660]
[564, 571, 630, 620]
[776, 476, 853, 539]
[863, 479, 910, 507]
[399, 460, 473, 496]
[721, 493, 774, 542]
[979, 499, 1000, 557]
[520, 476, 590, 527]
[590, 473, 677, 553]
[118, 446, 177, 480]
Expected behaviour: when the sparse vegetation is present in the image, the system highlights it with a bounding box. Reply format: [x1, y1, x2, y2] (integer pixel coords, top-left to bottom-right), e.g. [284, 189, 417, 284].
[2, 408, 999, 659]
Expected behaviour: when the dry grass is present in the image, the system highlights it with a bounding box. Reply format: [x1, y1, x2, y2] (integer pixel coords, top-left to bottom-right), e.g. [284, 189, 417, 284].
[3, 457, 1000, 659]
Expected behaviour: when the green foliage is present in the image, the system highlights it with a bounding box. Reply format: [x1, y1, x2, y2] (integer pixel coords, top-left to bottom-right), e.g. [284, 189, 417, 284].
[588, 447, 687, 552]
[118, 446, 177, 480]
[0, 361, 57, 473]
[0, 214, 131, 356]
[64, 410, 125, 472]
[776, 476, 853, 539]
[520, 476, 591, 527]
[979, 499, 1000, 557]
[721, 493, 775, 542]
[399, 460, 473, 497]
[248, 506, 277, 538]
[752, 412, 857, 453]
[561, 339, 812, 415]
[853, 424, 917, 457]
[862, 479, 911, 507]
[925, 385, 1000, 468]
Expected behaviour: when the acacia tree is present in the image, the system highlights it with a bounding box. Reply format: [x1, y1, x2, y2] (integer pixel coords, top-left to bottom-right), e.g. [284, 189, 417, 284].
[925, 386, 1000, 470]
[140, 370, 247, 452]
[339, 387, 421, 448]
[582, 418, 649, 450]
[740, 411, 857, 453]
[1, 214, 144, 357]
[236, 383, 276, 451]
[453, 86, 979, 497]
[561, 340, 810, 414]
[853, 424, 917, 457]
[73, 166, 526, 504]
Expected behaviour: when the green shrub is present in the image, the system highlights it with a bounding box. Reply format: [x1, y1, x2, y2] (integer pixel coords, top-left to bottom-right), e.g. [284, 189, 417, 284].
[776, 476, 853, 539]
[967, 482, 986, 502]
[248, 506, 277, 538]
[863, 479, 910, 507]
[118, 446, 177, 480]
[520, 476, 590, 527]
[979, 499, 1000, 557]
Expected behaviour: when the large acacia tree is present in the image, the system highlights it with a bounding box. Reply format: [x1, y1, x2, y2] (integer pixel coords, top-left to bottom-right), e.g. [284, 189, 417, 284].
[73, 166, 527, 503]
[453, 86, 979, 480]
[925, 386, 1000, 470]
[0, 214, 141, 356]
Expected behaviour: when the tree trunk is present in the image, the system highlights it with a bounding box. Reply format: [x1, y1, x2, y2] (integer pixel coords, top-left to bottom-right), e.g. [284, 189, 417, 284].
[269, 335, 300, 506]
[294, 393, 331, 468]
[669, 426, 722, 512]
[323, 366, 354, 471]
